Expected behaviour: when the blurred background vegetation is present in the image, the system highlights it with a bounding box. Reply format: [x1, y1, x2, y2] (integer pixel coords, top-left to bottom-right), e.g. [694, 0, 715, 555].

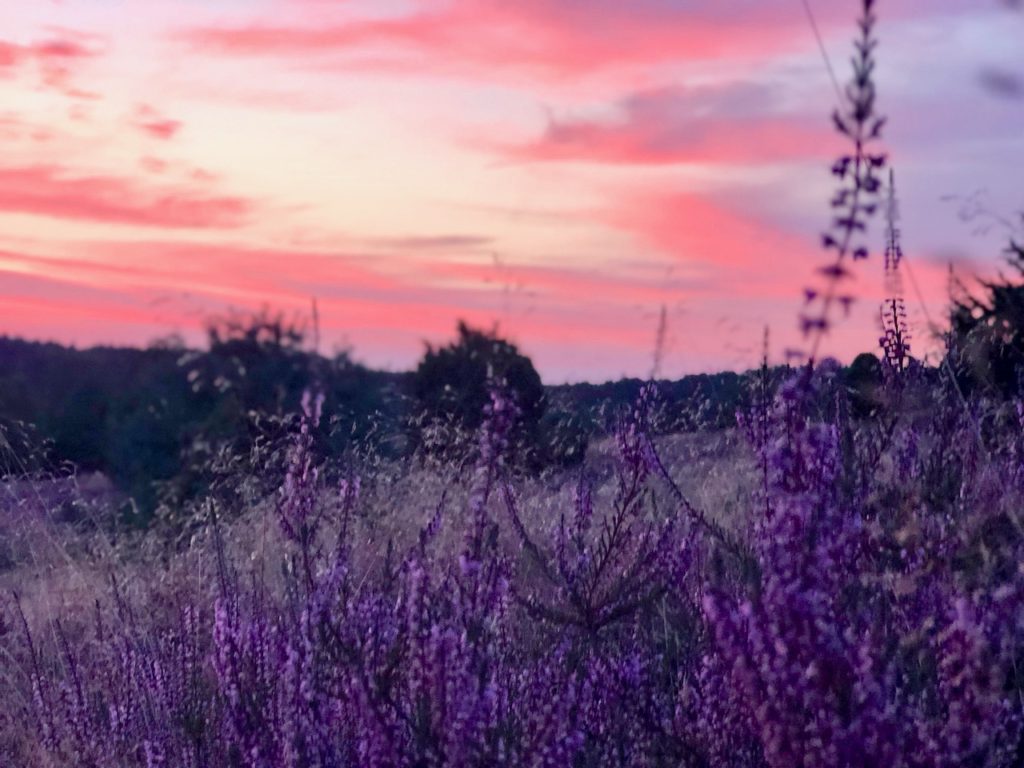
[1, 233, 1021, 526]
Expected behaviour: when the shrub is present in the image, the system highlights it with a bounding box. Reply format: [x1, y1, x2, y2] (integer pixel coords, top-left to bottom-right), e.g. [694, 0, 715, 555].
[410, 321, 585, 469]
[950, 237, 1024, 397]
[6, 2, 1024, 767]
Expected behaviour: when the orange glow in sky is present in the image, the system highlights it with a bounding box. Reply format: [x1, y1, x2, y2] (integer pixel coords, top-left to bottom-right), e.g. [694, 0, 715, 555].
[0, 0, 1021, 381]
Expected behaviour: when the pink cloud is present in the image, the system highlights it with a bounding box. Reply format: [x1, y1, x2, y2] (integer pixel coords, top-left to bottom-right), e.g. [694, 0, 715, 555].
[133, 104, 183, 140]
[179, 0, 980, 87]
[70, 240, 669, 312]
[0, 113, 54, 143]
[605, 190, 821, 291]
[0, 165, 253, 228]
[496, 85, 837, 166]
[0, 237, 703, 368]
[137, 118, 182, 140]
[0, 31, 103, 96]
[139, 156, 169, 174]
[0, 225, 953, 380]
[0, 37, 93, 69]
[358, 234, 493, 251]
[179, 1, 816, 83]
[425, 258, 715, 306]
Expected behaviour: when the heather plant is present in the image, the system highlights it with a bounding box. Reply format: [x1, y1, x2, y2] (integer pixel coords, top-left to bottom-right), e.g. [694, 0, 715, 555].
[10, 577, 221, 767]
[7, 1, 1024, 767]
[694, 3, 1024, 765]
[204, 385, 586, 766]
[800, 0, 887, 359]
[502, 384, 683, 636]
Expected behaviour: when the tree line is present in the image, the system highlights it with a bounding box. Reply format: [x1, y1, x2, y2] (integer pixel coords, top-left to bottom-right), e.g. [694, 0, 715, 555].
[1, 235, 1022, 524]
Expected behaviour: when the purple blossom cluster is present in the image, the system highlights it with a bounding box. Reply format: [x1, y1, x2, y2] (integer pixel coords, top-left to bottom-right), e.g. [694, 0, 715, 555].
[11, 349, 1024, 765]
[6, 2, 1024, 766]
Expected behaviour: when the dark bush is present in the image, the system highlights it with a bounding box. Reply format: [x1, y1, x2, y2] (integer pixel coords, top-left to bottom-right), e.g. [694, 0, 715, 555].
[409, 321, 559, 467]
[950, 238, 1024, 397]
[844, 351, 884, 418]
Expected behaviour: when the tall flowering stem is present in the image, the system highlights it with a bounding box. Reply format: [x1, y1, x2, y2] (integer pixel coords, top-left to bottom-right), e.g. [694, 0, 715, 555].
[880, 169, 911, 372]
[802, 0, 887, 361]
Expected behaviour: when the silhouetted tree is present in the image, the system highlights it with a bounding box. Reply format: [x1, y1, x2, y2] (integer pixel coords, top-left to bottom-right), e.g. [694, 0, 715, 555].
[0, 310, 402, 523]
[163, 308, 398, 521]
[845, 352, 884, 418]
[950, 235, 1024, 397]
[409, 322, 550, 465]
[186, 307, 312, 421]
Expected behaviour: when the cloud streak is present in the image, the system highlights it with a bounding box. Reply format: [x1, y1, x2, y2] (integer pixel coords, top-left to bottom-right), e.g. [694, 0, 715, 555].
[179, 0, 982, 89]
[496, 84, 836, 166]
[133, 104, 184, 140]
[0, 0, 1018, 379]
[179, 0, 819, 84]
[0, 165, 253, 229]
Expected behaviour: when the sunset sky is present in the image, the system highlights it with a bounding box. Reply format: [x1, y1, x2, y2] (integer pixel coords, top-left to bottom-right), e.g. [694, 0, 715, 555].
[0, 0, 1021, 382]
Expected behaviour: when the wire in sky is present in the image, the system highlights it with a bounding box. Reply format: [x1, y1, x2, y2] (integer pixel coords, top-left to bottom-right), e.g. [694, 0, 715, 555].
[800, 0, 844, 105]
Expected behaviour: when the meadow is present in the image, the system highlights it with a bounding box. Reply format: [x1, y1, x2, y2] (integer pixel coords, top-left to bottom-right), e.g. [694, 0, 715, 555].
[3, 1, 1024, 766]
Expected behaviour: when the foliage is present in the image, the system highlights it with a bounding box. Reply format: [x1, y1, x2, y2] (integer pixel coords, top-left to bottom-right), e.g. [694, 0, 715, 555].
[0, 331, 757, 515]
[10, 346, 1024, 765]
[950, 236, 1024, 397]
[6, 3, 1024, 767]
[408, 321, 586, 470]
[844, 351, 883, 417]
[0, 312, 401, 521]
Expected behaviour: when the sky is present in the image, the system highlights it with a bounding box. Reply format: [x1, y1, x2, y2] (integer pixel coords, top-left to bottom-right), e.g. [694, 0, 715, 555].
[0, 0, 1021, 383]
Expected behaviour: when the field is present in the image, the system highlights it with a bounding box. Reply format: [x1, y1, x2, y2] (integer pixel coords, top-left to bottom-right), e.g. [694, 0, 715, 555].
[4, 359, 1024, 766]
[3, 1, 1024, 766]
